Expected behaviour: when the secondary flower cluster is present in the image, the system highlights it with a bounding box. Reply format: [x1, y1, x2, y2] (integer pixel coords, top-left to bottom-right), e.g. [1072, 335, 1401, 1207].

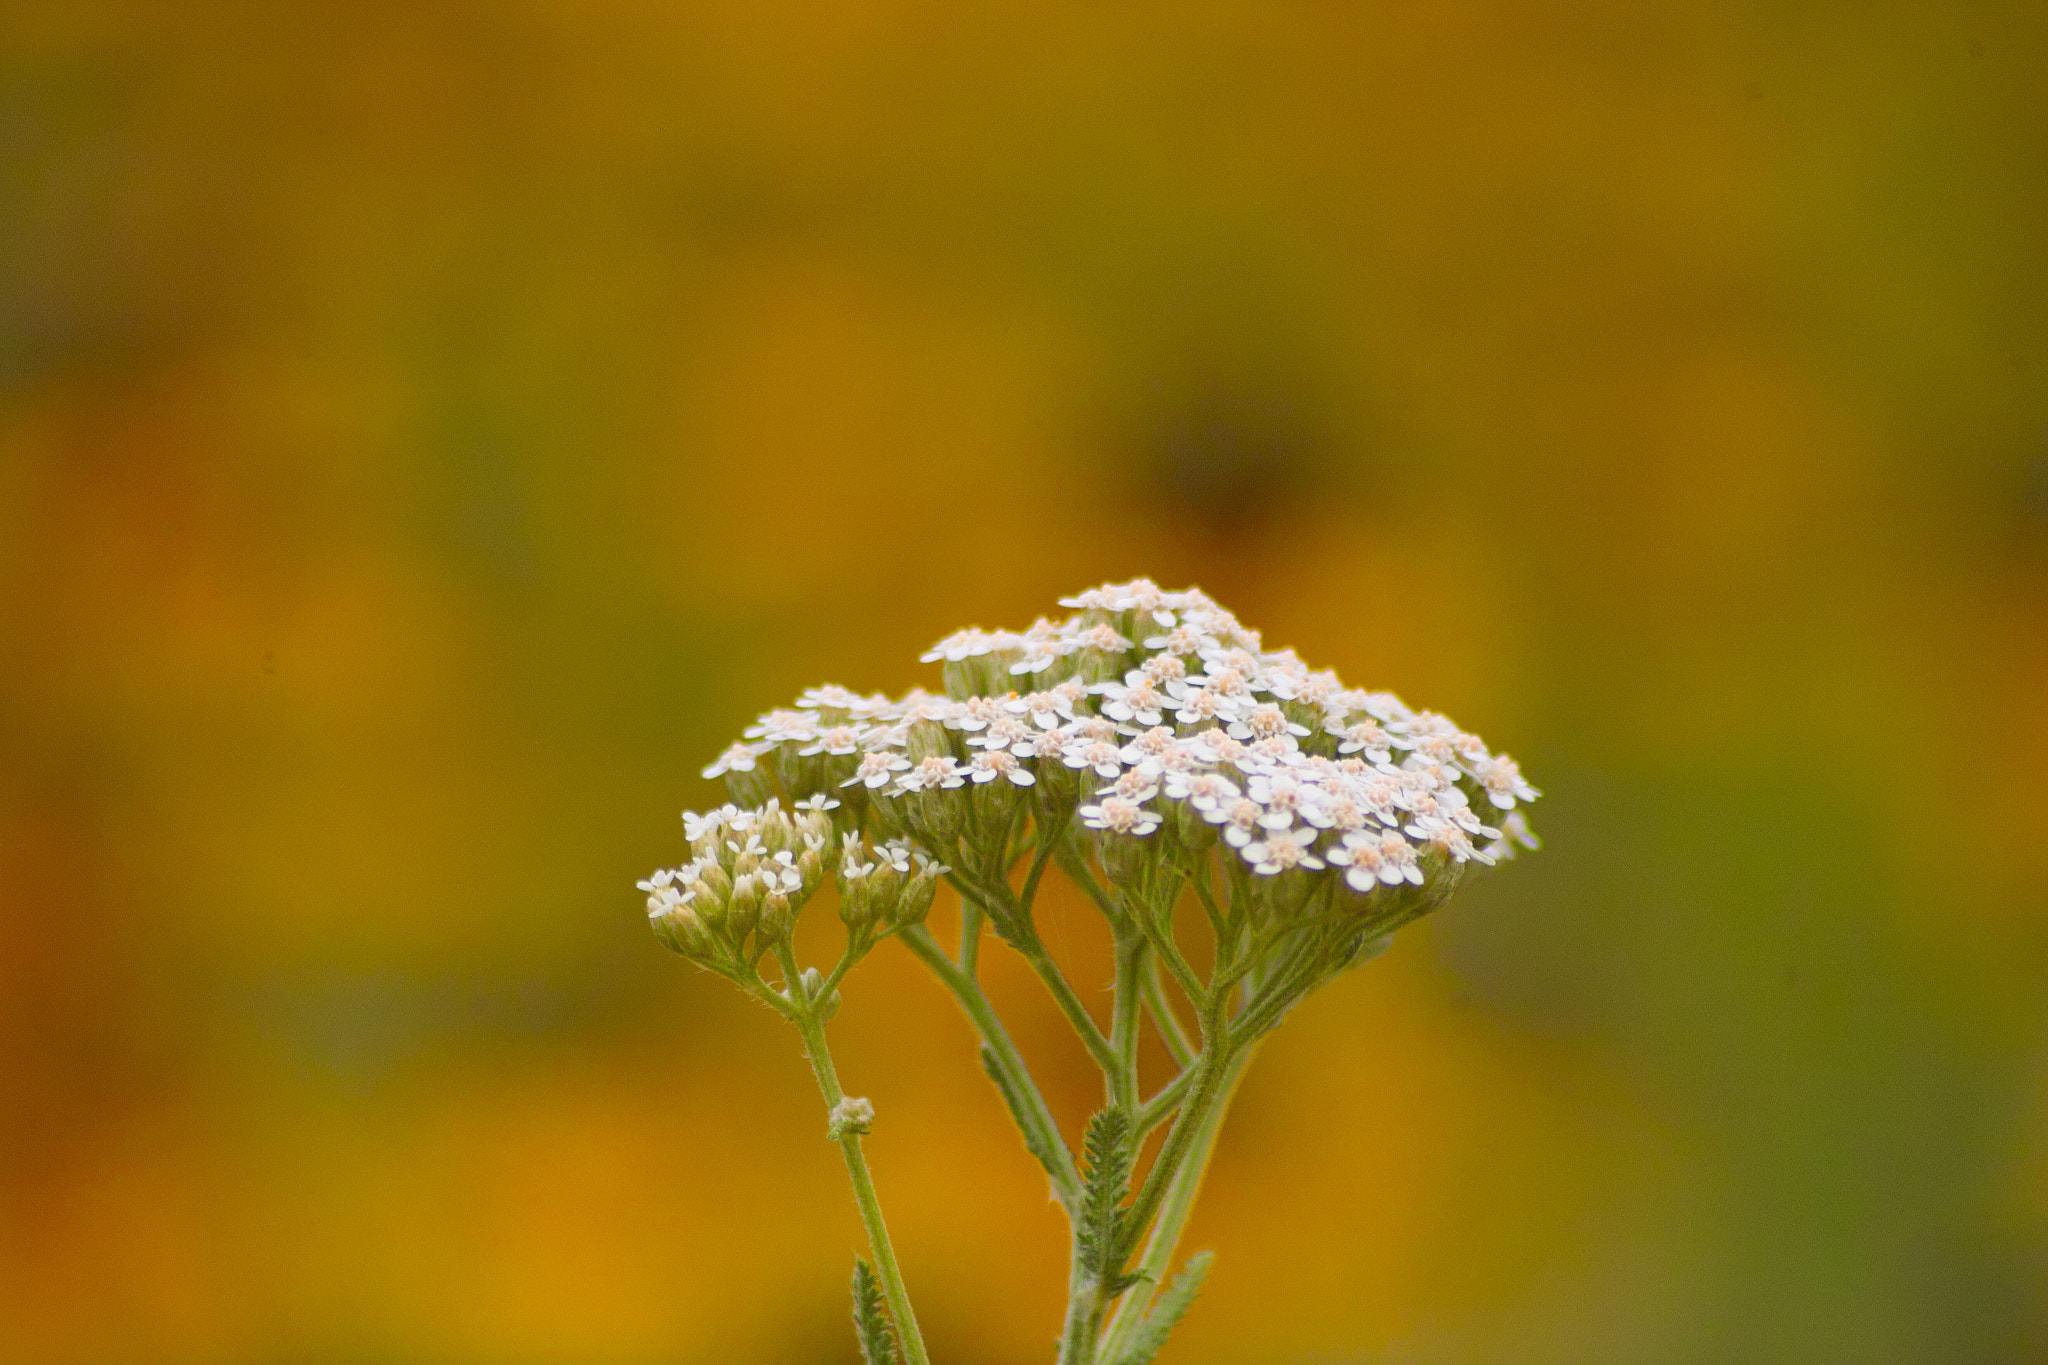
[640, 794, 943, 973]
[678, 580, 1538, 928]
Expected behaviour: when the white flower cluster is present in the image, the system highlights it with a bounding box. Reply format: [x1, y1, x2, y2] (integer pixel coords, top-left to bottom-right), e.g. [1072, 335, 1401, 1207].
[698, 580, 1539, 906]
[638, 790, 948, 971]
[638, 797, 836, 959]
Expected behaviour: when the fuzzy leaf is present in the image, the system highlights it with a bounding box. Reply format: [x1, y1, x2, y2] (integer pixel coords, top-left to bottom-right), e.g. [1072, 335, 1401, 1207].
[1109, 1250, 1214, 1365]
[850, 1258, 903, 1365]
[1078, 1106, 1139, 1295]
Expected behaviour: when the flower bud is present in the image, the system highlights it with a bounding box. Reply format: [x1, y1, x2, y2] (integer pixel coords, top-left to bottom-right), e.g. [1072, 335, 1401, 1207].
[828, 1095, 875, 1139]
[904, 720, 955, 763]
[759, 801, 799, 856]
[839, 858, 876, 933]
[797, 843, 827, 899]
[727, 870, 763, 942]
[757, 890, 794, 945]
[895, 860, 941, 929]
[724, 765, 777, 809]
[649, 898, 713, 959]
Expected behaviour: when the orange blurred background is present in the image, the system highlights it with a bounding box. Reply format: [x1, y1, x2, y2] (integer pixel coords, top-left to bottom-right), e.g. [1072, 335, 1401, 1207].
[3, 2, 2045, 1361]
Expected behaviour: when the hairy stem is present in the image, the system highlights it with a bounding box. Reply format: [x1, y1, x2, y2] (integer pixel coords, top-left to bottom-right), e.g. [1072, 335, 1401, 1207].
[790, 1007, 930, 1365]
[1141, 955, 1197, 1069]
[1108, 934, 1147, 1112]
[1097, 1043, 1258, 1361]
[899, 926, 1081, 1204]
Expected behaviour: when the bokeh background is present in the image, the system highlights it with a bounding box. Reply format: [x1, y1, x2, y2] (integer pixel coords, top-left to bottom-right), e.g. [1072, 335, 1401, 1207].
[4, 1, 2046, 1361]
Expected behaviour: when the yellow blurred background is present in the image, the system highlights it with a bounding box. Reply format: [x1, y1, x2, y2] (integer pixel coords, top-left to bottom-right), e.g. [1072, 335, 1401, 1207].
[3, 1, 2045, 1361]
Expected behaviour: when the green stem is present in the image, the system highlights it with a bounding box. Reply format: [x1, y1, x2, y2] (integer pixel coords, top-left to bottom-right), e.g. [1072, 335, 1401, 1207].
[1108, 934, 1147, 1112]
[959, 901, 984, 978]
[899, 926, 1082, 1204]
[1141, 956, 1197, 1069]
[1096, 1043, 1258, 1362]
[1136, 1064, 1198, 1133]
[792, 1007, 931, 1365]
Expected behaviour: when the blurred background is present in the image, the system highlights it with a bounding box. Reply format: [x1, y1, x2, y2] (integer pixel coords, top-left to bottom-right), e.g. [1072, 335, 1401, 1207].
[3, 1, 2045, 1361]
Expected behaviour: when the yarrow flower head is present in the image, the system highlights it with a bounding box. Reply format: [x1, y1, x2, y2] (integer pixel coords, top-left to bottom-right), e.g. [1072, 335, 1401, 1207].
[635, 578, 1544, 1365]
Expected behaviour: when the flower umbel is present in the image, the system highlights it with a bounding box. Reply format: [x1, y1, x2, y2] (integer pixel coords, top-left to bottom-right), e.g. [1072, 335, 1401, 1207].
[637, 580, 1542, 1365]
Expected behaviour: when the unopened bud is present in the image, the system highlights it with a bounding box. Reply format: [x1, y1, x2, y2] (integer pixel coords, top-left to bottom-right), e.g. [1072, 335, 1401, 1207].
[724, 766, 776, 809]
[695, 861, 732, 903]
[757, 891, 793, 945]
[798, 809, 834, 848]
[840, 868, 875, 932]
[727, 870, 763, 941]
[903, 720, 954, 763]
[649, 900, 713, 959]
[896, 863, 941, 928]
[827, 1095, 875, 1139]
[759, 802, 798, 855]
[797, 844, 826, 899]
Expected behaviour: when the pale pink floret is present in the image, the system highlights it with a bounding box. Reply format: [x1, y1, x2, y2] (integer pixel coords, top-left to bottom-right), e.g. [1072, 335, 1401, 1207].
[1079, 796, 1162, 836]
[1063, 739, 1126, 779]
[968, 750, 1037, 787]
[703, 741, 766, 779]
[799, 724, 866, 757]
[1474, 755, 1541, 810]
[1240, 827, 1324, 875]
[843, 750, 911, 789]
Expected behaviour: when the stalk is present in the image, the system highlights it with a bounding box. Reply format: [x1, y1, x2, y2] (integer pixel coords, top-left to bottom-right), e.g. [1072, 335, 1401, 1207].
[899, 926, 1081, 1204]
[792, 1008, 931, 1365]
[1095, 1043, 1257, 1361]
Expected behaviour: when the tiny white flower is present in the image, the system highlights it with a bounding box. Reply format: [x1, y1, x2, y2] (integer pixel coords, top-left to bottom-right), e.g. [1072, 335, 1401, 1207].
[844, 750, 911, 789]
[1095, 678, 1167, 728]
[1241, 826, 1324, 875]
[1144, 624, 1213, 656]
[1328, 835, 1389, 892]
[1118, 726, 1180, 765]
[797, 684, 866, 712]
[1063, 738, 1126, 780]
[1170, 685, 1227, 727]
[1247, 773, 1319, 830]
[899, 755, 967, 792]
[1164, 769, 1240, 811]
[1473, 755, 1541, 810]
[1329, 717, 1393, 762]
[1078, 796, 1162, 836]
[1098, 770, 1160, 803]
[1006, 690, 1076, 729]
[799, 723, 867, 756]
[968, 750, 1037, 786]
[743, 708, 819, 743]
[921, 628, 1007, 663]
[1139, 653, 1188, 686]
[1008, 636, 1066, 675]
[703, 741, 766, 779]
[1066, 622, 1134, 654]
[1208, 796, 1266, 848]
[969, 716, 1034, 751]
[1379, 832, 1425, 885]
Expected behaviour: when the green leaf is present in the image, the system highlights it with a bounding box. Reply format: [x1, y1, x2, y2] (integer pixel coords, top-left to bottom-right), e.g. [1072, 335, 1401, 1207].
[1109, 1250, 1215, 1365]
[850, 1258, 903, 1365]
[1078, 1106, 1139, 1296]
[979, 1045, 1065, 1184]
